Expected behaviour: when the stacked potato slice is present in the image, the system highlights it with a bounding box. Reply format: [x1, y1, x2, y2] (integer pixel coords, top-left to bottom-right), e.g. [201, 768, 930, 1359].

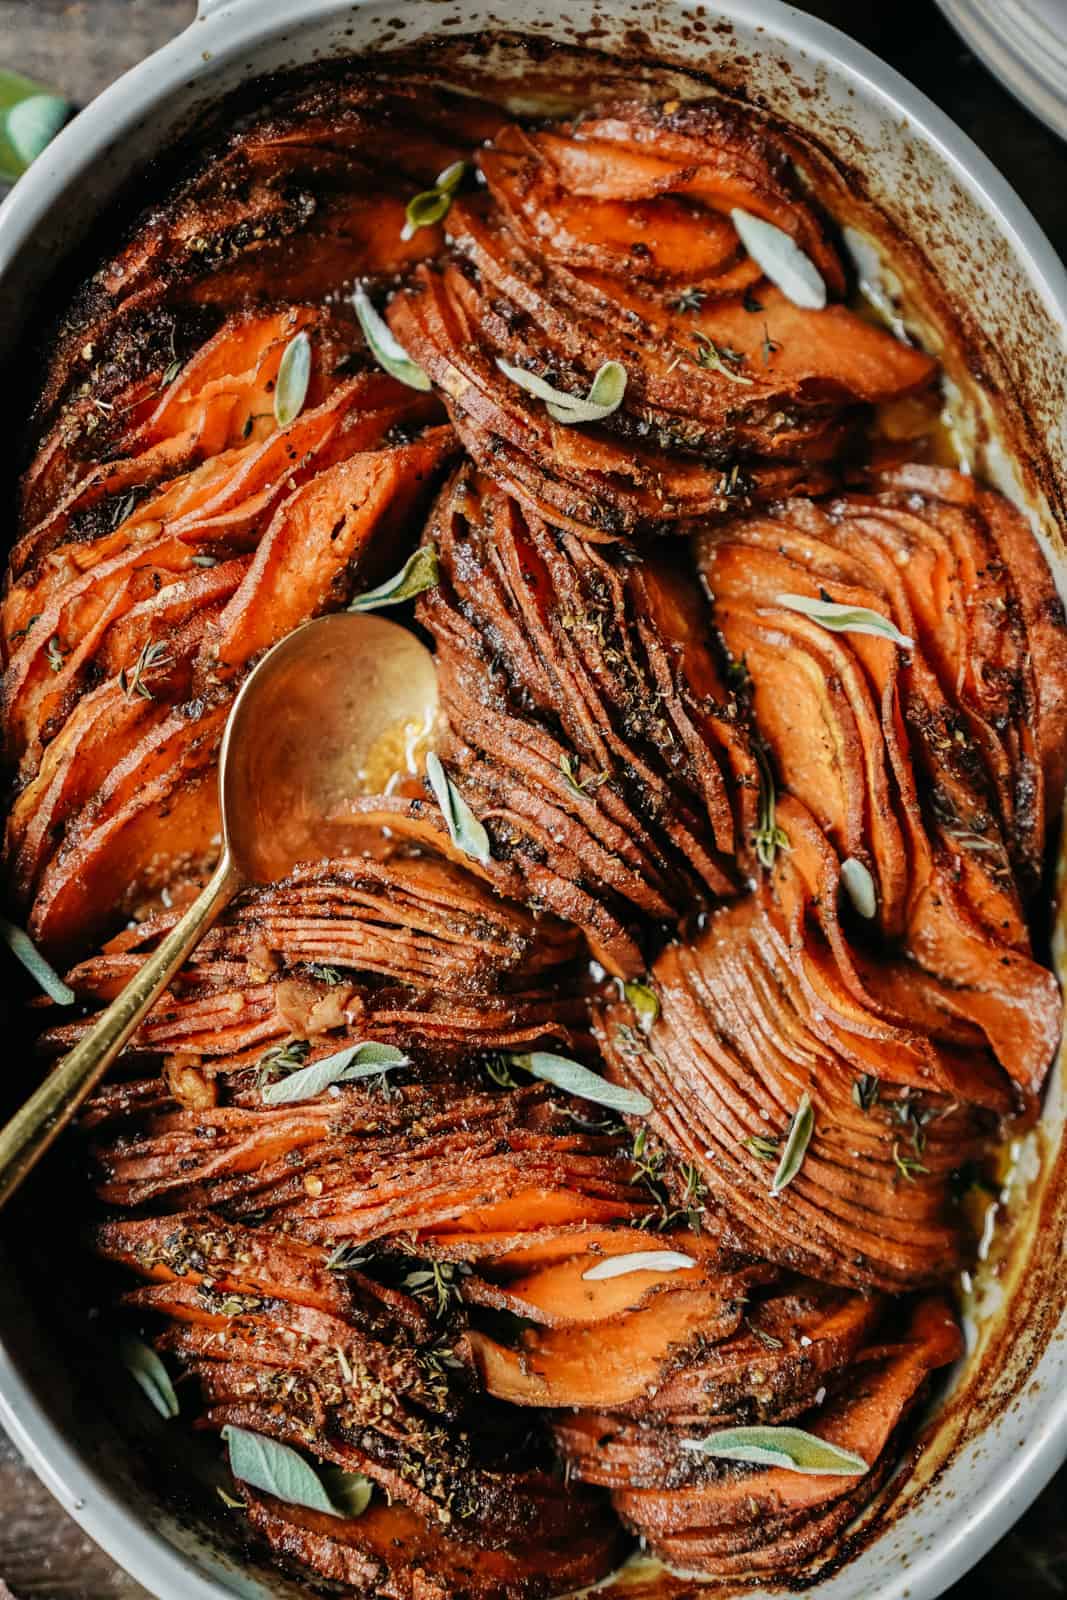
[5, 68, 1066, 1599]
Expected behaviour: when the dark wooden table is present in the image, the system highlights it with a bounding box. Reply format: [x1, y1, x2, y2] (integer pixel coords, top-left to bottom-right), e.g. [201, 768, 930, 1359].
[1, 0, 1065, 1594]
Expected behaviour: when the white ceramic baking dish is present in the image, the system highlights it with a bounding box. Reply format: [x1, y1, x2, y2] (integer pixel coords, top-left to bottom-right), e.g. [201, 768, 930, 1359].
[1, 3, 1066, 1597]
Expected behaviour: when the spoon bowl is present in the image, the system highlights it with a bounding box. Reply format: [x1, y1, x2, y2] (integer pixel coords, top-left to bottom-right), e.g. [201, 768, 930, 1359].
[0, 610, 438, 1207]
[222, 612, 439, 884]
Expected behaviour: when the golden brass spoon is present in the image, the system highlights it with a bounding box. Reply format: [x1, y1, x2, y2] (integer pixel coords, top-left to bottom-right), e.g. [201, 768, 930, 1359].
[0, 611, 438, 1208]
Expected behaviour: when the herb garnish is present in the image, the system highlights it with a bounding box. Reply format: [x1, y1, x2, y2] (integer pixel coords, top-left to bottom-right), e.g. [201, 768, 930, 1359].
[223, 1425, 371, 1519]
[770, 1092, 814, 1197]
[893, 1140, 930, 1183]
[774, 592, 914, 650]
[353, 287, 432, 392]
[254, 1038, 312, 1089]
[45, 634, 66, 672]
[840, 857, 877, 919]
[119, 1333, 179, 1420]
[692, 332, 753, 385]
[753, 746, 789, 870]
[349, 544, 439, 612]
[402, 1259, 470, 1317]
[559, 752, 608, 798]
[744, 1133, 780, 1162]
[852, 1074, 880, 1113]
[582, 1250, 696, 1281]
[623, 979, 660, 1031]
[274, 330, 312, 427]
[761, 323, 781, 365]
[401, 160, 467, 240]
[507, 1050, 652, 1117]
[326, 1241, 371, 1273]
[730, 209, 827, 311]
[496, 357, 628, 425]
[680, 1425, 867, 1476]
[120, 638, 171, 702]
[260, 1041, 409, 1105]
[668, 287, 707, 314]
[0, 916, 75, 1005]
[425, 752, 492, 867]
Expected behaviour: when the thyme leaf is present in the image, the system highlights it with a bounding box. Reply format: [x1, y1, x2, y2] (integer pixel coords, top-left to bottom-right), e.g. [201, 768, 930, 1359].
[753, 745, 790, 869]
[119, 638, 171, 702]
[692, 331, 753, 385]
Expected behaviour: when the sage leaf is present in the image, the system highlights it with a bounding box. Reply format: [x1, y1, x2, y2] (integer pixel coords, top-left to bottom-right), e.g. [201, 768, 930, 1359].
[773, 592, 914, 650]
[320, 1466, 374, 1519]
[119, 1334, 179, 1421]
[582, 1250, 696, 1281]
[730, 209, 827, 311]
[0, 915, 75, 1005]
[223, 1425, 342, 1516]
[274, 330, 312, 427]
[401, 160, 467, 240]
[840, 857, 877, 919]
[509, 1051, 652, 1117]
[353, 288, 431, 392]
[349, 544, 439, 612]
[680, 1425, 868, 1476]
[495, 358, 627, 425]
[623, 980, 660, 1031]
[770, 1091, 814, 1197]
[425, 751, 492, 866]
[261, 1041, 409, 1105]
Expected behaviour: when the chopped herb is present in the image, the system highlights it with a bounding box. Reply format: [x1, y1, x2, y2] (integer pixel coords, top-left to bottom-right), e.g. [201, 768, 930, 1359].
[559, 751, 608, 798]
[119, 1334, 179, 1420]
[893, 1141, 930, 1182]
[852, 1074, 881, 1113]
[425, 751, 492, 867]
[401, 159, 467, 240]
[191, 553, 219, 567]
[9, 614, 41, 644]
[306, 963, 345, 986]
[744, 1133, 780, 1162]
[0, 916, 75, 1004]
[774, 592, 914, 650]
[496, 357, 628, 425]
[486, 1054, 520, 1090]
[761, 323, 781, 365]
[680, 1425, 867, 1476]
[349, 544, 439, 612]
[623, 979, 660, 1031]
[771, 1092, 814, 1197]
[111, 489, 137, 529]
[692, 331, 754, 385]
[254, 1038, 312, 1089]
[274, 330, 312, 427]
[730, 209, 827, 311]
[216, 1487, 245, 1509]
[161, 357, 183, 387]
[753, 745, 790, 870]
[45, 634, 66, 672]
[120, 638, 171, 702]
[326, 1241, 371, 1273]
[402, 1259, 469, 1317]
[748, 1321, 785, 1351]
[668, 287, 707, 313]
[508, 1050, 652, 1117]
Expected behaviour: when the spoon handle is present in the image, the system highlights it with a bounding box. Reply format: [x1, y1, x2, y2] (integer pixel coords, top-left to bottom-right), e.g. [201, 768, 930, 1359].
[0, 851, 240, 1210]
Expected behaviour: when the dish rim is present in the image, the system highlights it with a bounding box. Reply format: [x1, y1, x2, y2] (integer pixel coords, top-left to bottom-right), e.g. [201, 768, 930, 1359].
[1, 3, 1066, 1598]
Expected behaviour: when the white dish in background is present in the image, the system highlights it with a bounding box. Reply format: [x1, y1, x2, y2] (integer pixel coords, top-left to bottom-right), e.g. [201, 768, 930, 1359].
[0, 3, 1066, 1599]
[936, 0, 1067, 140]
